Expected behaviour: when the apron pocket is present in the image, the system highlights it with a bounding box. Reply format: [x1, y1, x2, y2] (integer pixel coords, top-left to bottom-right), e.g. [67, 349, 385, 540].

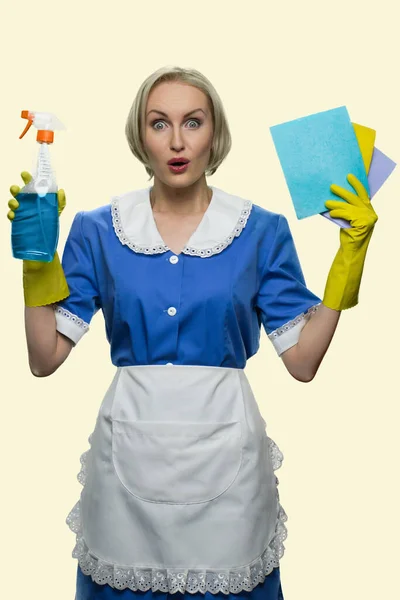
[111, 419, 242, 504]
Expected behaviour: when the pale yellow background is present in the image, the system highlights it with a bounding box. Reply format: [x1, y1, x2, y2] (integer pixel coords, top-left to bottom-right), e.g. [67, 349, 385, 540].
[0, 1, 398, 598]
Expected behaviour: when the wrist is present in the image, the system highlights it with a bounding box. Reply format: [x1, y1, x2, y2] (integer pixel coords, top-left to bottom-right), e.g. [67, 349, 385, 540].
[23, 249, 60, 268]
[23, 251, 70, 307]
[323, 231, 373, 311]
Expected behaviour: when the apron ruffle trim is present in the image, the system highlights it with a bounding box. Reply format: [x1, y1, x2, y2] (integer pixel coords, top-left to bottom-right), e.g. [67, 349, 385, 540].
[66, 436, 288, 595]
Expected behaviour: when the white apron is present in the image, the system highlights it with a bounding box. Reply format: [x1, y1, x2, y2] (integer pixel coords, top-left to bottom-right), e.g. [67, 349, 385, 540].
[66, 365, 288, 595]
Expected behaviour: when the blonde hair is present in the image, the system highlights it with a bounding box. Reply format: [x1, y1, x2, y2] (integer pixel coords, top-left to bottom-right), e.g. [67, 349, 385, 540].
[125, 66, 232, 180]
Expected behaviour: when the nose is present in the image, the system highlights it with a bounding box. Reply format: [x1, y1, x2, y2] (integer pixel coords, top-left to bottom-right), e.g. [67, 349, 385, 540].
[170, 125, 185, 151]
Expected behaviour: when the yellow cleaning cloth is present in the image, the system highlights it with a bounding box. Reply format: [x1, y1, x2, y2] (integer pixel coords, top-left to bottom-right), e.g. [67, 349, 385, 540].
[352, 122, 376, 175]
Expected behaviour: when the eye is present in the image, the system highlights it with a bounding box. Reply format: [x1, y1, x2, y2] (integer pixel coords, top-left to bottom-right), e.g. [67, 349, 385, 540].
[151, 118, 202, 131]
[187, 119, 201, 128]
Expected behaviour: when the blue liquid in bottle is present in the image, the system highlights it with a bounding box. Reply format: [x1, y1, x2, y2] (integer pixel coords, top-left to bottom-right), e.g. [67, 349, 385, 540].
[11, 192, 59, 262]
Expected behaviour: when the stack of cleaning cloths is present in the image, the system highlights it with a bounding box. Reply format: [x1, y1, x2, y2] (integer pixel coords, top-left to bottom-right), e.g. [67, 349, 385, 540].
[269, 105, 396, 228]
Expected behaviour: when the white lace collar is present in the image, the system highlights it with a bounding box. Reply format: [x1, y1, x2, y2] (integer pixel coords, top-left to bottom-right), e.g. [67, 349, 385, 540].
[111, 186, 252, 258]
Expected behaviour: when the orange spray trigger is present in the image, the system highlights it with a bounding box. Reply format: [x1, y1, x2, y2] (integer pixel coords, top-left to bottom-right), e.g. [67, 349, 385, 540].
[19, 111, 34, 139]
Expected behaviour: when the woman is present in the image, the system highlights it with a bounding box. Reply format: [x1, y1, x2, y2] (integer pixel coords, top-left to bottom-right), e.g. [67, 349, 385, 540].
[7, 66, 378, 600]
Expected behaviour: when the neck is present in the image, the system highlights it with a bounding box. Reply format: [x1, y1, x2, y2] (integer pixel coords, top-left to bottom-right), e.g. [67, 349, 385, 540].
[150, 180, 212, 215]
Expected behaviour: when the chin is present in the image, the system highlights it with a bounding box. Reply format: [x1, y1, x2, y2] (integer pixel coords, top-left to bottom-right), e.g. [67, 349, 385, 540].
[156, 171, 201, 187]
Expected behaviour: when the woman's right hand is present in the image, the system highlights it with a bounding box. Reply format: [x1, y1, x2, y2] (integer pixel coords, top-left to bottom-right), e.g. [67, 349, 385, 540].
[7, 170, 67, 221]
[7, 171, 71, 305]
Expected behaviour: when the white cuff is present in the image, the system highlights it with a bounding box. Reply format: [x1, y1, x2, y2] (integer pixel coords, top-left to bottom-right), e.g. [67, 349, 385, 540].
[268, 303, 321, 356]
[54, 306, 90, 345]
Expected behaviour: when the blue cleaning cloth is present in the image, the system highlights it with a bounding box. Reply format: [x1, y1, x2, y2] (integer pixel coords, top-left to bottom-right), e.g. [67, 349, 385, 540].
[270, 106, 370, 219]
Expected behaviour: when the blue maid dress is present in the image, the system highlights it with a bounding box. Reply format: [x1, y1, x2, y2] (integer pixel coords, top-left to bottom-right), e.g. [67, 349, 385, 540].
[53, 185, 321, 600]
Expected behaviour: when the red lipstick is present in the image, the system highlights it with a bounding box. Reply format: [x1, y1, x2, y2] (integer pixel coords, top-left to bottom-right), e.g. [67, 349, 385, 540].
[167, 157, 191, 173]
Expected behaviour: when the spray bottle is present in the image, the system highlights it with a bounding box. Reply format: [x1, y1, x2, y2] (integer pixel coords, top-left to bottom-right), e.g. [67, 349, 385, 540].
[11, 110, 65, 262]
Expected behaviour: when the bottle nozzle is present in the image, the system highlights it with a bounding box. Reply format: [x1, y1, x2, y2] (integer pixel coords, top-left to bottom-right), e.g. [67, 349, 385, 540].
[19, 110, 65, 143]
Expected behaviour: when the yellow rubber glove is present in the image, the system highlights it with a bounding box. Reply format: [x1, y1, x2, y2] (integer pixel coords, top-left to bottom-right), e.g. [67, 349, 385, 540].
[323, 173, 378, 311]
[8, 171, 70, 307]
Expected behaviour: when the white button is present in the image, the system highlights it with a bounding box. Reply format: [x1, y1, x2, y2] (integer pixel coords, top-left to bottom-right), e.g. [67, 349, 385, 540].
[166, 362, 174, 366]
[167, 307, 177, 316]
[169, 255, 179, 264]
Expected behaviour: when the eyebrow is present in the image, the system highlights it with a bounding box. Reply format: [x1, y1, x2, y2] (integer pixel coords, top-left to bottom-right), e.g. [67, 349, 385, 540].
[147, 108, 206, 118]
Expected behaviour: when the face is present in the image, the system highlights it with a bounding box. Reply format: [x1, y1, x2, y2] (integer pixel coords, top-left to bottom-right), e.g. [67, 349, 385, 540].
[142, 81, 214, 187]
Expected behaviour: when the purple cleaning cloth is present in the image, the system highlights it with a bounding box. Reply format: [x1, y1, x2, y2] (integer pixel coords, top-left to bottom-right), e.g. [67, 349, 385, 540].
[321, 146, 396, 228]
[368, 147, 396, 196]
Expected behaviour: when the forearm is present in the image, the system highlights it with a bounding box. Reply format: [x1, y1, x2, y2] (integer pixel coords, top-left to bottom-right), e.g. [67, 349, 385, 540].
[281, 303, 341, 382]
[24, 305, 58, 376]
[297, 302, 340, 376]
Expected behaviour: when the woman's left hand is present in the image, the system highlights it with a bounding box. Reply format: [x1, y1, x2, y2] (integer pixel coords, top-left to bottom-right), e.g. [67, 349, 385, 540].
[322, 173, 378, 311]
[325, 173, 378, 244]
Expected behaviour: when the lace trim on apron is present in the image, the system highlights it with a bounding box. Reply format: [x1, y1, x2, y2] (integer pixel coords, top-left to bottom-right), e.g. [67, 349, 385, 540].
[66, 435, 288, 595]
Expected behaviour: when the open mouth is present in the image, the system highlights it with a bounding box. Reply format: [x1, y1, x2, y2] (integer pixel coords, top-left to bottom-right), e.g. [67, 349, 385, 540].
[168, 162, 190, 172]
